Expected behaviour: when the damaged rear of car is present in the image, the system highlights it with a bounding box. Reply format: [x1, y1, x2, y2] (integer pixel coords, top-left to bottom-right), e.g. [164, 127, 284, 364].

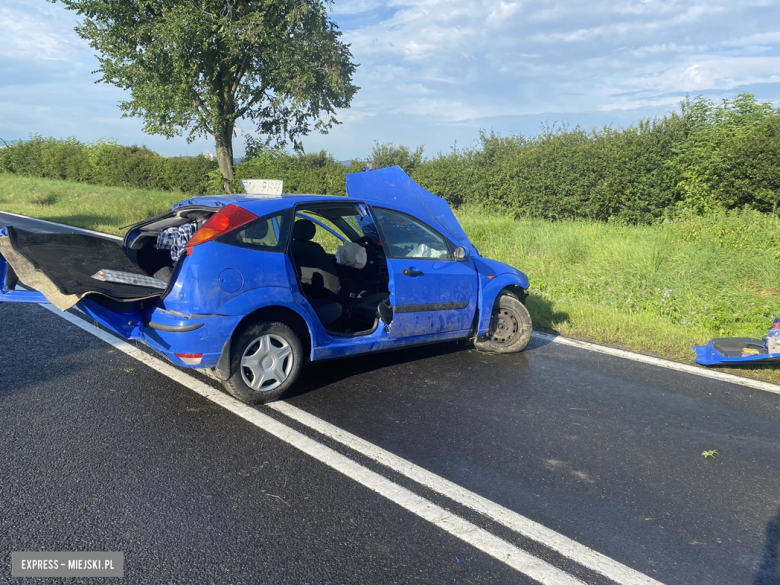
[1, 167, 532, 405]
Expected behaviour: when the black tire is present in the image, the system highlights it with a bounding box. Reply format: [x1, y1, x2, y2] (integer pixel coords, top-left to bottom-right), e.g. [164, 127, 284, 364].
[222, 321, 303, 405]
[474, 293, 533, 353]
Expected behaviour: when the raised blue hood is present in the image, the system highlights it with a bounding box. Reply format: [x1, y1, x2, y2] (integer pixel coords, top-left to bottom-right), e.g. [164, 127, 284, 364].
[346, 166, 477, 255]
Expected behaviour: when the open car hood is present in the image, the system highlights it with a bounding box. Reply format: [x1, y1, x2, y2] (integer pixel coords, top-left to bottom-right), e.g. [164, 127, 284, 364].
[346, 166, 476, 255]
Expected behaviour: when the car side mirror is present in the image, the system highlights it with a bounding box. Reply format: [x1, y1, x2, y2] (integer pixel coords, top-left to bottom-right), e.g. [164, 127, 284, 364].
[453, 246, 468, 260]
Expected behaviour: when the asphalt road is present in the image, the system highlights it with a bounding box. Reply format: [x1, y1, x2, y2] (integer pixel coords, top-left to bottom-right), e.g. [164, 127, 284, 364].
[2, 212, 780, 584]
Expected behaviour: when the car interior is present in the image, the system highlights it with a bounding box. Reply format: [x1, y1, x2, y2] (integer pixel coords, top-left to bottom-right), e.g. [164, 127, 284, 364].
[120, 202, 392, 335]
[289, 203, 390, 335]
[124, 206, 217, 283]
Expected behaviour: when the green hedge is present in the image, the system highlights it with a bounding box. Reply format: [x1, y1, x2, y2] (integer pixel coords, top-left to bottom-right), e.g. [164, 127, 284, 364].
[2, 93, 779, 222]
[0, 136, 217, 194]
[408, 94, 780, 223]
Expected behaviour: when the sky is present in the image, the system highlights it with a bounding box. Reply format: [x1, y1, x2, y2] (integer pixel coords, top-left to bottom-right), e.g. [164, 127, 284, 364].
[2, 0, 780, 160]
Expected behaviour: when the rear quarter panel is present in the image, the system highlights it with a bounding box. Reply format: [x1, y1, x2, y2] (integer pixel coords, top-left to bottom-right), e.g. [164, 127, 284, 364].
[171, 241, 328, 361]
[161, 241, 290, 315]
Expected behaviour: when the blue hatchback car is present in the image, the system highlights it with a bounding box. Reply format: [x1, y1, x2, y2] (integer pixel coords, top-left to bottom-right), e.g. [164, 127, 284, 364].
[0, 167, 532, 404]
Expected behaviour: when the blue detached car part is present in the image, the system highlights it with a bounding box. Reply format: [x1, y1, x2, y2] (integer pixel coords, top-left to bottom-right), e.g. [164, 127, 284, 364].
[0, 167, 532, 404]
[693, 318, 780, 366]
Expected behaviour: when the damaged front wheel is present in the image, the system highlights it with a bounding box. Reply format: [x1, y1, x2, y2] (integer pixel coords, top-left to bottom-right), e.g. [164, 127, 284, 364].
[475, 293, 532, 354]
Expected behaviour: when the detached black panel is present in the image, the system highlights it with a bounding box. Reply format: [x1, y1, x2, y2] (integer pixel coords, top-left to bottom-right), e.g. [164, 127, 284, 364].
[5, 227, 162, 301]
[711, 337, 767, 358]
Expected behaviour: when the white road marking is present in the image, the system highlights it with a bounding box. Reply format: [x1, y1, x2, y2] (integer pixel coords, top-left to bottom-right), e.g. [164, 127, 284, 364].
[269, 402, 662, 585]
[5, 212, 780, 398]
[534, 332, 780, 397]
[42, 305, 584, 585]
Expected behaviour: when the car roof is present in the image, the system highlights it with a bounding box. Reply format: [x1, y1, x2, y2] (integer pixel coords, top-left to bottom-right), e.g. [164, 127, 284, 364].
[172, 193, 346, 210]
[172, 167, 475, 254]
[172, 192, 423, 223]
[173, 193, 424, 216]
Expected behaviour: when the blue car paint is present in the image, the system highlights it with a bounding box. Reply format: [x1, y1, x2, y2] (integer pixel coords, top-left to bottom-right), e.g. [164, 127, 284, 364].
[0, 288, 49, 304]
[201, 286, 321, 359]
[311, 327, 471, 361]
[471, 257, 531, 336]
[385, 256, 479, 338]
[163, 240, 292, 315]
[692, 342, 780, 366]
[0, 168, 530, 372]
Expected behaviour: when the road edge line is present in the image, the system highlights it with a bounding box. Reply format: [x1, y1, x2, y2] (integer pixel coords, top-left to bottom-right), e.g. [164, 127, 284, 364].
[535, 332, 780, 396]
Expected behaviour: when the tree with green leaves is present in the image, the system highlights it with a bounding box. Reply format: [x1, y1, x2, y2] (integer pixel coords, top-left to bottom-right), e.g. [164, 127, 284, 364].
[54, 0, 358, 192]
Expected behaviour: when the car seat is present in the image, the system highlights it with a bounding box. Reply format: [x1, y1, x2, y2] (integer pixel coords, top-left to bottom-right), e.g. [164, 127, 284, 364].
[290, 219, 388, 326]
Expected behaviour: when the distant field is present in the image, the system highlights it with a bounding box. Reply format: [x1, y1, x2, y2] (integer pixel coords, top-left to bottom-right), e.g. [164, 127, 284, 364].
[0, 174, 181, 235]
[3, 173, 780, 384]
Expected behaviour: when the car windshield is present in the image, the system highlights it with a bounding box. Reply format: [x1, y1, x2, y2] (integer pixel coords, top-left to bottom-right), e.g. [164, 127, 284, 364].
[373, 208, 450, 259]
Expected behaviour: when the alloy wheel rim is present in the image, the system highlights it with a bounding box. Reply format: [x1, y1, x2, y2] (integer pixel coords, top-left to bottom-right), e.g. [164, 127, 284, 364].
[240, 334, 293, 392]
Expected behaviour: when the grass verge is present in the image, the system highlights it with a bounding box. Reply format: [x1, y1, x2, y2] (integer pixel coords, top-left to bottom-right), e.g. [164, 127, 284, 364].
[3, 174, 780, 384]
[0, 174, 182, 235]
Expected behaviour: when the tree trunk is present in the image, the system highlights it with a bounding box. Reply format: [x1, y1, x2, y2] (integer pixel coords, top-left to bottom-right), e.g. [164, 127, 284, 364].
[214, 125, 235, 194]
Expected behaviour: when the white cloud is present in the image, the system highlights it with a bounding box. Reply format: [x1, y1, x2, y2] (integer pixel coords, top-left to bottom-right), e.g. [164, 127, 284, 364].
[619, 56, 780, 93]
[599, 95, 688, 112]
[3, 0, 780, 157]
[338, 0, 780, 126]
[725, 31, 780, 48]
[0, 3, 85, 61]
[330, 0, 386, 15]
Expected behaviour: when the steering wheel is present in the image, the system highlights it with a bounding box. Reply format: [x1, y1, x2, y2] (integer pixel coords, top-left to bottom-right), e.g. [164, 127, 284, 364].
[353, 236, 383, 275]
[354, 236, 373, 249]
[354, 236, 376, 259]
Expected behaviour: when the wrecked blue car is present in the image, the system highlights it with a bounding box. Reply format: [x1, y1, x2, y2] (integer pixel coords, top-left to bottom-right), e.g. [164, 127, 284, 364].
[0, 167, 532, 404]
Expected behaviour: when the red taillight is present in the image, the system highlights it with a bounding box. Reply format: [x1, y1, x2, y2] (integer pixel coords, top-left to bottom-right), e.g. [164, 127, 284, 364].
[176, 352, 203, 365]
[185, 204, 258, 256]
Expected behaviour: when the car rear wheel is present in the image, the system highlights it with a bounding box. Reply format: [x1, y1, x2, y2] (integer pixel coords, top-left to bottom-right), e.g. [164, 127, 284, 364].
[474, 293, 532, 353]
[222, 321, 303, 405]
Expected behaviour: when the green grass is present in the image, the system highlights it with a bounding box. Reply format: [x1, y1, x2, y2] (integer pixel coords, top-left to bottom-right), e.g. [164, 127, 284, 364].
[459, 208, 780, 383]
[0, 174, 182, 235]
[3, 173, 780, 384]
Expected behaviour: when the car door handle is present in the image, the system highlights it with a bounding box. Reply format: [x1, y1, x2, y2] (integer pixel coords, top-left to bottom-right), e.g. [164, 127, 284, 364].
[402, 269, 424, 277]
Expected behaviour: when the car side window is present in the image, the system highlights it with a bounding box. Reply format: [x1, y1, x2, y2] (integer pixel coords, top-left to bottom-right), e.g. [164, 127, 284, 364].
[373, 208, 451, 260]
[224, 211, 290, 252]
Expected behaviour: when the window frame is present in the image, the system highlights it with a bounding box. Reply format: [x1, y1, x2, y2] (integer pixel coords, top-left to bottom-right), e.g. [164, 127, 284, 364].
[295, 211, 349, 243]
[287, 201, 381, 252]
[369, 206, 455, 261]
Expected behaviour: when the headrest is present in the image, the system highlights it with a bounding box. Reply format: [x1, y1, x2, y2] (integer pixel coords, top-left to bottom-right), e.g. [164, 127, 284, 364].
[252, 220, 269, 239]
[292, 219, 316, 241]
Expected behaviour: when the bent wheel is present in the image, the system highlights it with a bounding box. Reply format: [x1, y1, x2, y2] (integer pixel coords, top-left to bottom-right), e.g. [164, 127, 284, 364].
[223, 321, 303, 404]
[474, 293, 532, 354]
